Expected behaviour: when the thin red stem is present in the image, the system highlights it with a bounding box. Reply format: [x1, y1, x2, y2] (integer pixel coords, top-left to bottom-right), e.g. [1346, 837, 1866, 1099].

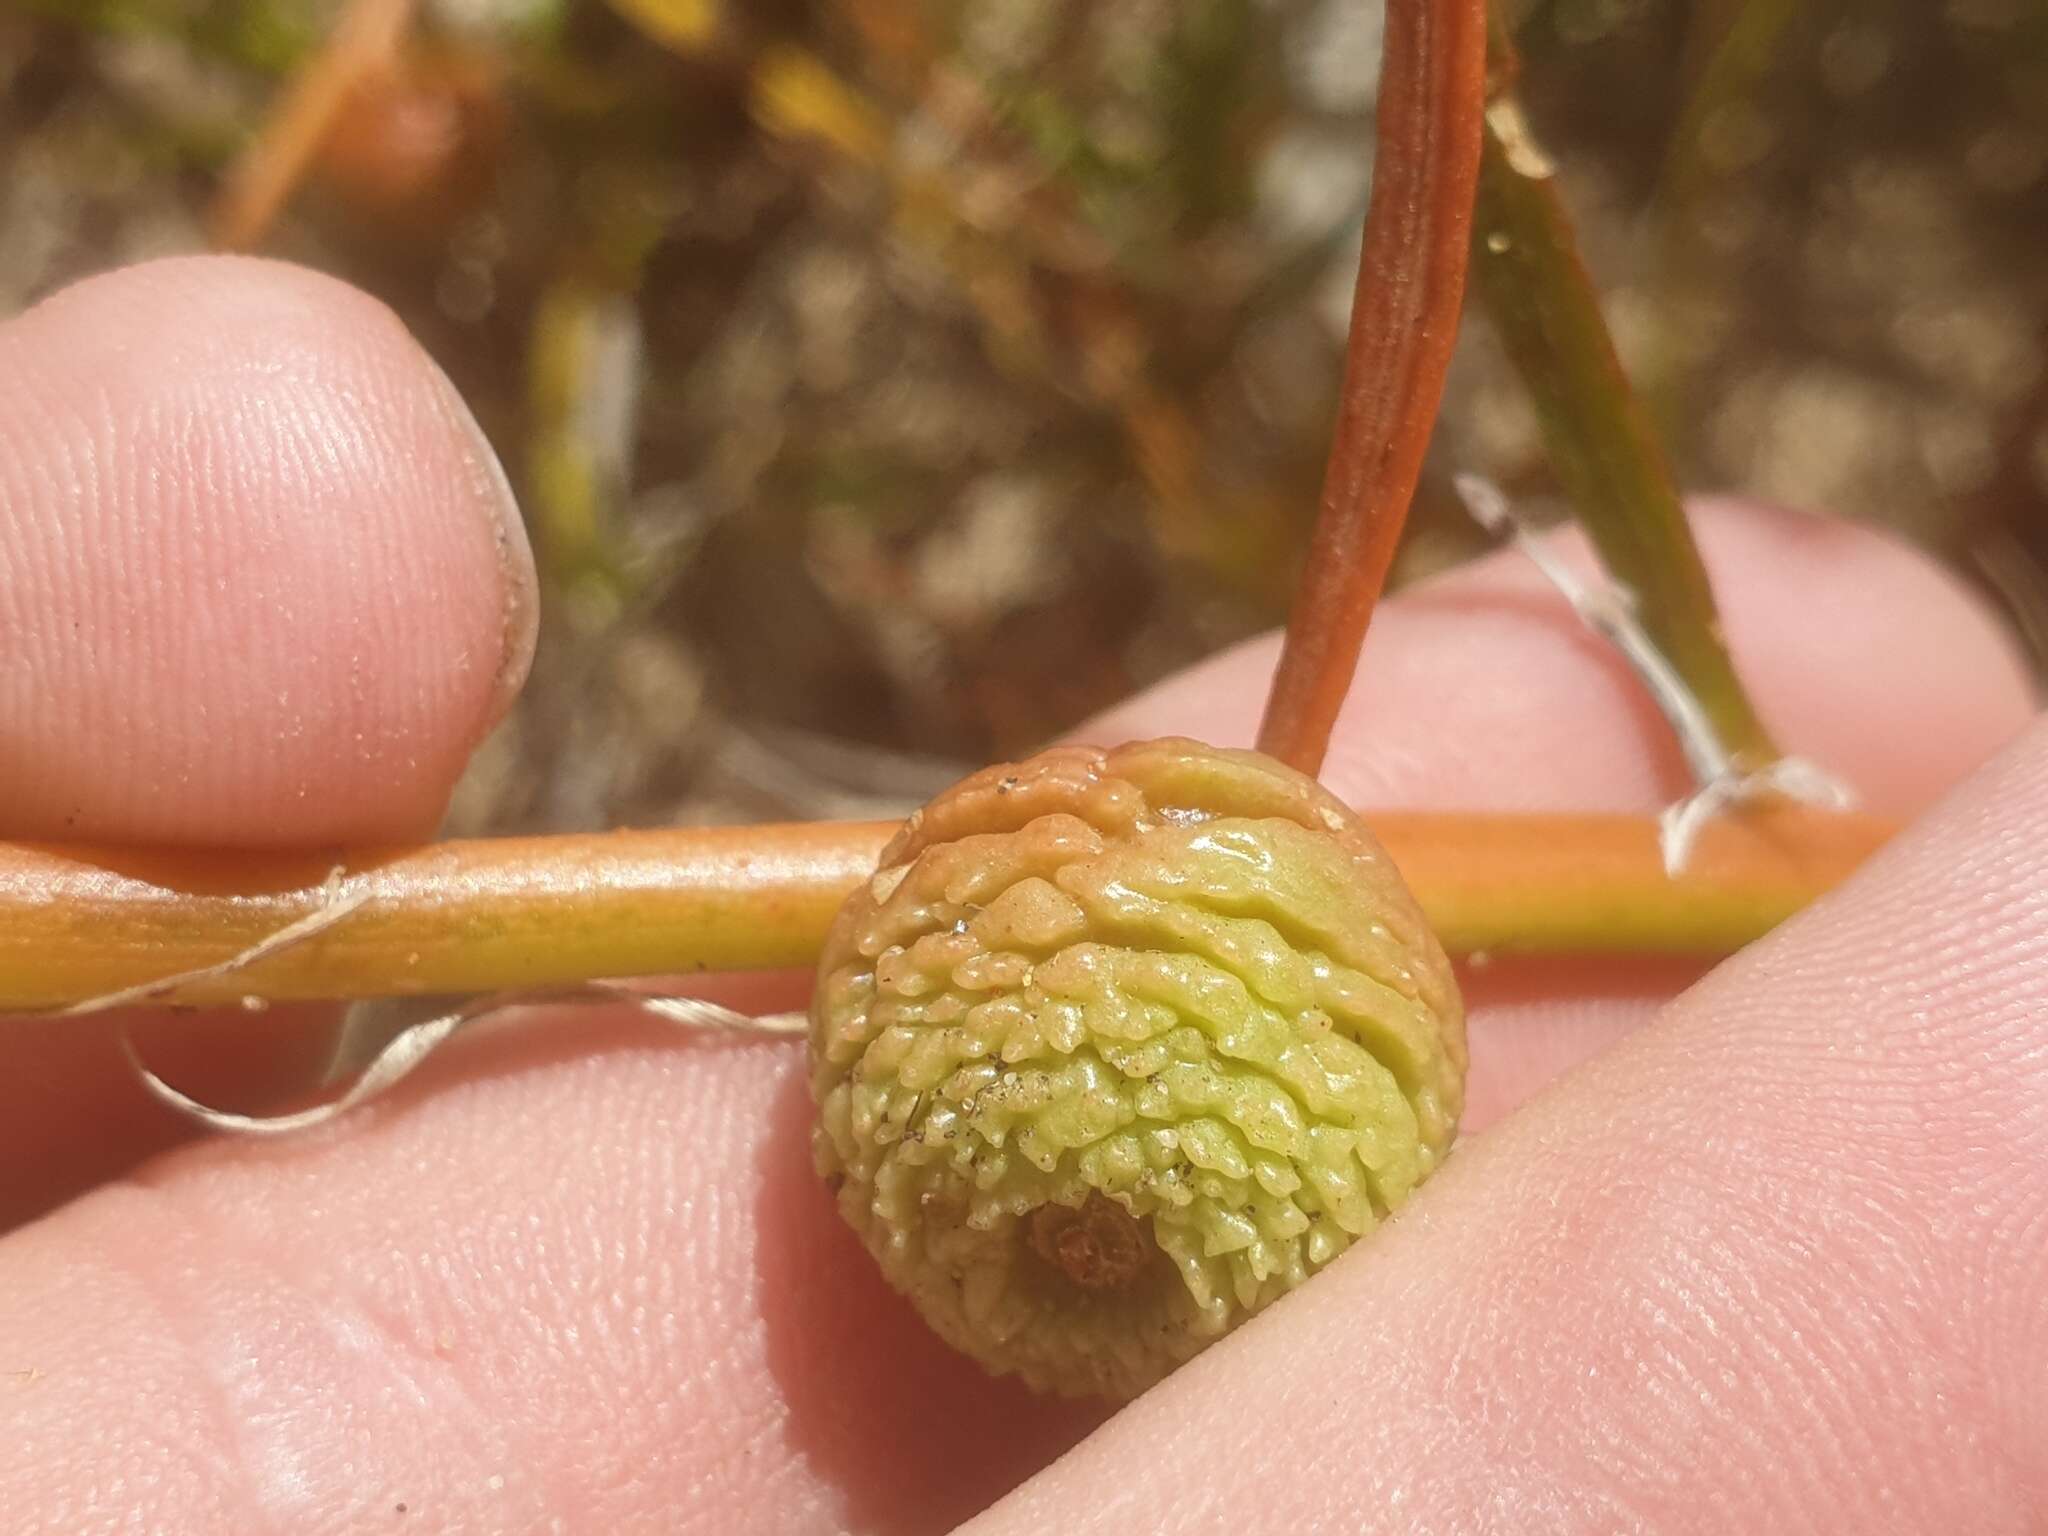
[1257, 0, 1488, 777]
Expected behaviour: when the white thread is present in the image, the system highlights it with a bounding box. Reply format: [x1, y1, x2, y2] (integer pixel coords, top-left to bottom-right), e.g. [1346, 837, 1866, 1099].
[61, 867, 367, 1016]
[125, 981, 805, 1136]
[1454, 473, 1855, 874]
[68, 868, 805, 1136]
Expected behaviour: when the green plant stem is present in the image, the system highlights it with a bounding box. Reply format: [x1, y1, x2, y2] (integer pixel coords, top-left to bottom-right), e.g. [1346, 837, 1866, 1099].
[1643, 0, 1803, 438]
[0, 809, 1894, 1011]
[1469, 6, 1778, 768]
[1661, 0, 1803, 202]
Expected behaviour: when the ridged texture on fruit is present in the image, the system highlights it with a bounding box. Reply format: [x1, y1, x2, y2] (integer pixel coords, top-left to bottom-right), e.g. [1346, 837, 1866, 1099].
[809, 738, 1465, 1399]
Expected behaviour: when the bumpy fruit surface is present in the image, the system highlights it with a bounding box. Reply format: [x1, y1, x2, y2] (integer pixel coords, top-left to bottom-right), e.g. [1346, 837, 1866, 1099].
[809, 738, 1465, 1399]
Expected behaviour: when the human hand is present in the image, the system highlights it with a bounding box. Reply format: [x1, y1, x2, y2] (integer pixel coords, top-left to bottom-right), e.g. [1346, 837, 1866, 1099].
[0, 257, 2037, 1533]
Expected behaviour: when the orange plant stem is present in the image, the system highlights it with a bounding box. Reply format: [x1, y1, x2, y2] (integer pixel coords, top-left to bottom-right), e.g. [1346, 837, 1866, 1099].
[0, 809, 1894, 1012]
[209, 0, 416, 249]
[1256, 0, 1489, 777]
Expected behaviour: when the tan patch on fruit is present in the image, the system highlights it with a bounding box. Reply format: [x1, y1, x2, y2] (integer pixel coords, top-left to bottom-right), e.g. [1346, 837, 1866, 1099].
[1029, 1195, 1150, 1291]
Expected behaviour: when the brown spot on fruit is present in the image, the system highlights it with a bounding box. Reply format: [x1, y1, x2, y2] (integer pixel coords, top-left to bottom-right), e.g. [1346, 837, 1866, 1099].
[1029, 1195, 1149, 1291]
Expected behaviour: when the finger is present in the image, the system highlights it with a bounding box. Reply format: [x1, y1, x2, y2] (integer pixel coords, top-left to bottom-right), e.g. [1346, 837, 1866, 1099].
[0, 509, 2022, 1536]
[1089, 496, 2033, 817]
[961, 713, 2048, 1536]
[1095, 497, 2034, 1128]
[0, 1019, 1109, 1535]
[0, 255, 537, 1224]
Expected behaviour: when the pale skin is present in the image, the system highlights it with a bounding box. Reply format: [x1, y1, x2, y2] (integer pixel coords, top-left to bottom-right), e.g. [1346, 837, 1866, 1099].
[0, 256, 2041, 1533]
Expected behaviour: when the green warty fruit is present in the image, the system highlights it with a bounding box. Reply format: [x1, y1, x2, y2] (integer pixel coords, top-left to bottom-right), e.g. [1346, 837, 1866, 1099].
[808, 737, 1466, 1399]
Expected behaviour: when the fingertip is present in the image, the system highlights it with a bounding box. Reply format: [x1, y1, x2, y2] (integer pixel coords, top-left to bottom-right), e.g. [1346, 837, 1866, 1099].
[0, 255, 537, 845]
[418, 344, 540, 733]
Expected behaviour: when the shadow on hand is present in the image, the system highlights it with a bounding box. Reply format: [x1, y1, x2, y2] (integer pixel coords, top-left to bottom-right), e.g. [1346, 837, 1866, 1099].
[753, 1064, 1109, 1535]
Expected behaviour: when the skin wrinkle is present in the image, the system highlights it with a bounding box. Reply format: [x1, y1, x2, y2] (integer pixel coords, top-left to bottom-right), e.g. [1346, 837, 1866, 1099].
[52, 1192, 270, 1534]
[0, 375, 76, 742]
[1690, 1111, 1962, 1520]
[134, 1032, 791, 1533]
[106, 1172, 554, 1531]
[121, 1162, 516, 1530]
[166, 380, 231, 810]
[1987, 1164, 2048, 1506]
[1455, 1179, 1908, 1535]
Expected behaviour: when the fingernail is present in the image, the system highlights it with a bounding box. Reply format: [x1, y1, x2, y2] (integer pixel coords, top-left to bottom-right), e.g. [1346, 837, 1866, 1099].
[425, 355, 539, 729]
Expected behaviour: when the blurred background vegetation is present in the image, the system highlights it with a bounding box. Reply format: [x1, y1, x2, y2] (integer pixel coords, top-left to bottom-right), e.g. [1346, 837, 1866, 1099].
[3, 0, 2044, 833]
